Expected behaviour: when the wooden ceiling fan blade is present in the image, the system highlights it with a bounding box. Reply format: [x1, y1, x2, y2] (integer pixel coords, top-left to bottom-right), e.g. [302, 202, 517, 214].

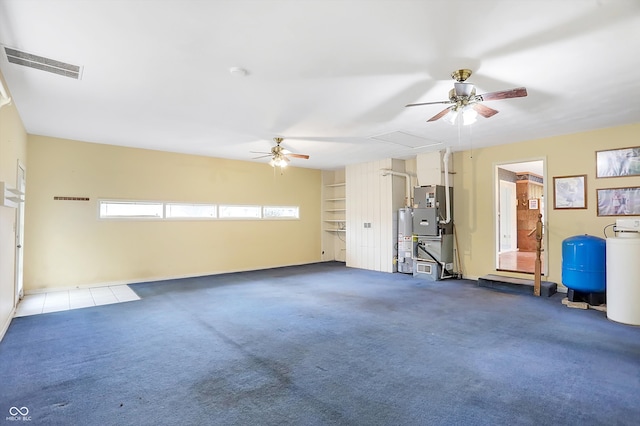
[406, 100, 453, 108]
[287, 153, 310, 159]
[472, 103, 499, 118]
[479, 87, 527, 101]
[427, 107, 453, 122]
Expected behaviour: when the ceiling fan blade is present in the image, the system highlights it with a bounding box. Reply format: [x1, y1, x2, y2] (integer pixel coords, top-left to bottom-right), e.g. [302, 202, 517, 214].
[252, 154, 272, 159]
[479, 87, 527, 102]
[406, 100, 453, 108]
[287, 153, 310, 159]
[472, 103, 499, 118]
[250, 151, 271, 154]
[427, 107, 453, 122]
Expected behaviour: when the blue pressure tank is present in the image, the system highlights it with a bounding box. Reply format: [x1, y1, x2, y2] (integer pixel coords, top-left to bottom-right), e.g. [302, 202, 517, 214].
[562, 235, 606, 293]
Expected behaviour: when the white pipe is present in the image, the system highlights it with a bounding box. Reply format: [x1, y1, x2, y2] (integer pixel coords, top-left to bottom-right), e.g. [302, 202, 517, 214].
[380, 169, 412, 207]
[440, 146, 452, 224]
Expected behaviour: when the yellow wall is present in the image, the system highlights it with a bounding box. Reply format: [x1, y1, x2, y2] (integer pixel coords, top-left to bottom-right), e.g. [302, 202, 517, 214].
[453, 123, 640, 285]
[0, 71, 28, 336]
[25, 136, 321, 290]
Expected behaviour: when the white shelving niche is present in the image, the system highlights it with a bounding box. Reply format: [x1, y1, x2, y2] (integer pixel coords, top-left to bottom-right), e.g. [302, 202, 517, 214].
[322, 170, 346, 262]
[1, 181, 24, 208]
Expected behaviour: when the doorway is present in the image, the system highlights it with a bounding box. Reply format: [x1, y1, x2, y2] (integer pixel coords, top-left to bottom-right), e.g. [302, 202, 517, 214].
[495, 160, 546, 274]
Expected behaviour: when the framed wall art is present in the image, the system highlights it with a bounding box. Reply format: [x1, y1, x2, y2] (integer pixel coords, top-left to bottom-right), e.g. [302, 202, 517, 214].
[597, 187, 640, 216]
[596, 146, 640, 178]
[553, 175, 587, 209]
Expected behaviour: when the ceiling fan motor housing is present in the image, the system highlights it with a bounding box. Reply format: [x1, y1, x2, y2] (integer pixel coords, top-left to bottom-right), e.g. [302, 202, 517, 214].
[454, 82, 474, 98]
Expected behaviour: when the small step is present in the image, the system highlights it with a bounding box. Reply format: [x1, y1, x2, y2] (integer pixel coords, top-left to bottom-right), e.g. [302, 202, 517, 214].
[478, 274, 557, 297]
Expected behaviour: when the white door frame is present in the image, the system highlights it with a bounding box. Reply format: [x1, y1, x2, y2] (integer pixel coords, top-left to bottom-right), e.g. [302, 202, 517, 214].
[15, 161, 25, 304]
[494, 159, 548, 275]
[498, 180, 517, 254]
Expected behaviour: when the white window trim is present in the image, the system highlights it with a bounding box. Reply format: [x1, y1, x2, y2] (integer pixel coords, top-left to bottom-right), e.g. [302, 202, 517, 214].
[218, 204, 263, 220]
[98, 199, 164, 220]
[97, 200, 300, 221]
[164, 202, 218, 220]
[263, 205, 300, 220]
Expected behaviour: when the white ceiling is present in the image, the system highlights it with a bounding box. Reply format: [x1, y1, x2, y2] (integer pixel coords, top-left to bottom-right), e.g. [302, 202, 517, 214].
[1, 0, 639, 170]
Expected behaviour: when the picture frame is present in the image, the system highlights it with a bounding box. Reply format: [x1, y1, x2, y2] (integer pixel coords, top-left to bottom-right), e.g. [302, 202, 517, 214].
[597, 186, 640, 216]
[553, 175, 587, 209]
[528, 199, 538, 210]
[596, 146, 640, 178]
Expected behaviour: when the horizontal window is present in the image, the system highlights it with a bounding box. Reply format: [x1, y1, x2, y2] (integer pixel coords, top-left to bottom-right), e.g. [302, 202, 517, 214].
[165, 203, 217, 219]
[98, 200, 299, 221]
[99, 201, 163, 219]
[264, 206, 299, 219]
[219, 205, 262, 219]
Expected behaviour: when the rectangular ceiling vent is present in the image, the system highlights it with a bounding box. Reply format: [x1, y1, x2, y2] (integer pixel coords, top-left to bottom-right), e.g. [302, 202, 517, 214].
[4, 46, 82, 79]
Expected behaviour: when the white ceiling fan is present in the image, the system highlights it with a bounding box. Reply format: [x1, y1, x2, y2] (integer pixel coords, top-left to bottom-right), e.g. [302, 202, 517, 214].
[406, 69, 528, 125]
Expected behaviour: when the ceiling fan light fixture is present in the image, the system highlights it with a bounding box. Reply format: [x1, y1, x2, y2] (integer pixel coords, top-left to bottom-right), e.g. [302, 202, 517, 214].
[270, 155, 288, 168]
[462, 107, 478, 125]
[443, 109, 458, 125]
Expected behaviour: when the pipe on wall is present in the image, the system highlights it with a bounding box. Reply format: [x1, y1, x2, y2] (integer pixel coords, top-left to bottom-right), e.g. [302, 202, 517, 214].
[380, 169, 412, 207]
[440, 146, 452, 224]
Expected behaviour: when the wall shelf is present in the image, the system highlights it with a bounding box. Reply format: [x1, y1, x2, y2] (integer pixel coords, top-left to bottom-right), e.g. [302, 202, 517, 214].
[323, 181, 346, 234]
[1, 181, 24, 208]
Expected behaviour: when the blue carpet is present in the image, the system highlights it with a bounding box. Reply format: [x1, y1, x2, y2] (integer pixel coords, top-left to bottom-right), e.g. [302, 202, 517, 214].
[1, 262, 639, 425]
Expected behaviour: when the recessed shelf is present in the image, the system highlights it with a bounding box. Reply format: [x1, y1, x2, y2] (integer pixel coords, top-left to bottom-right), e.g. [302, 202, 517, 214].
[325, 183, 346, 187]
[324, 219, 346, 222]
[325, 198, 346, 202]
[1, 181, 24, 208]
[325, 229, 346, 233]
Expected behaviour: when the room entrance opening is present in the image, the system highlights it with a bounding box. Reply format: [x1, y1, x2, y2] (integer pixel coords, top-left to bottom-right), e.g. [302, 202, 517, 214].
[494, 160, 546, 274]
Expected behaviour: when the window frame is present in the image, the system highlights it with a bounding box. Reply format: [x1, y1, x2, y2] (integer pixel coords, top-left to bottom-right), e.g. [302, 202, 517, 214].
[263, 205, 300, 220]
[98, 200, 164, 220]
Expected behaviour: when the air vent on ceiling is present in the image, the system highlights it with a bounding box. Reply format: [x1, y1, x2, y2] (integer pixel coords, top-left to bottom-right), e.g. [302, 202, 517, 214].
[3, 46, 82, 79]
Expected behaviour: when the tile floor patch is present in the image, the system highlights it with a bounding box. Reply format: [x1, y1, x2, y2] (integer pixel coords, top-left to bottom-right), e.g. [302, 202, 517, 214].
[15, 285, 141, 317]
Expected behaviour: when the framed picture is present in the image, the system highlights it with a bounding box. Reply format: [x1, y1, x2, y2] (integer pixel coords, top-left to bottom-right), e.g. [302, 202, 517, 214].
[597, 187, 640, 216]
[528, 199, 538, 210]
[553, 175, 587, 209]
[596, 146, 640, 178]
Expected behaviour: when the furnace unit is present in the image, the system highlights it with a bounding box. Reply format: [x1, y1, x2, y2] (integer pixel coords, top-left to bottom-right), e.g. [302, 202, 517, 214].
[397, 185, 455, 280]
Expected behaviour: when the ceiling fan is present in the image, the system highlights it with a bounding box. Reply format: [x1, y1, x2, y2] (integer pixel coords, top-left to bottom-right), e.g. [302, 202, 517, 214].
[251, 137, 310, 168]
[405, 69, 527, 125]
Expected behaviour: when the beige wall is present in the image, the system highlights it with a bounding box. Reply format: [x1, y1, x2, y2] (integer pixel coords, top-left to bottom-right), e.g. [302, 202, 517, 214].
[25, 136, 321, 291]
[453, 123, 640, 285]
[0, 71, 28, 337]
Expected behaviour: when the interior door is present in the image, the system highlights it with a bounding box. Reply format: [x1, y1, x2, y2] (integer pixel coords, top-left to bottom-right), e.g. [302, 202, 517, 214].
[15, 162, 25, 303]
[498, 180, 517, 253]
